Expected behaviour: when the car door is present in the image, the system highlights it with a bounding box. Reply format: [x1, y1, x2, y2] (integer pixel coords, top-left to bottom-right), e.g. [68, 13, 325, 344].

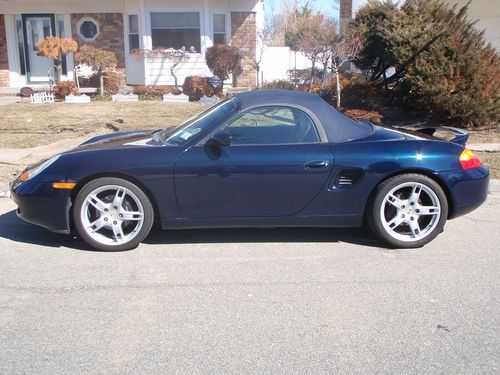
[174, 105, 334, 218]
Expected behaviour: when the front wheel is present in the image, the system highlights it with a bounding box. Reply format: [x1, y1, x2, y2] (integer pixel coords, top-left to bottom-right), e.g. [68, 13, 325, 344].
[369, 174, 448, 248]
[73, 177, 154, 251]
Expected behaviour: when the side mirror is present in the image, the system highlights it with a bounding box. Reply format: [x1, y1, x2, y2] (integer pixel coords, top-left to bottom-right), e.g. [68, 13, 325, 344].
[210, 131, 232, 147]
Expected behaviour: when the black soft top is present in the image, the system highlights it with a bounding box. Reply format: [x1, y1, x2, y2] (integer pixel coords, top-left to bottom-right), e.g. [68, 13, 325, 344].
[234, 89, 373, 143]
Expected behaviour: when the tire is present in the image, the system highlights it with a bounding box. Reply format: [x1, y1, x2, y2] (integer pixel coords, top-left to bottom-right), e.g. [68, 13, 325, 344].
[369, 174, 448, 248]
[73, 177, 154, 251]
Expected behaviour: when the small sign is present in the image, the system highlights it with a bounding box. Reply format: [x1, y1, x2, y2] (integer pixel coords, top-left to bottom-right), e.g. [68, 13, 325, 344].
[200, 95, 220, 105]
[208, 75, 222, 88]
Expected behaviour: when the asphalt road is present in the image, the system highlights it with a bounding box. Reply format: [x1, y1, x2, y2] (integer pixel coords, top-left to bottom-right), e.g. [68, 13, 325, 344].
[0, 194, 498, 375]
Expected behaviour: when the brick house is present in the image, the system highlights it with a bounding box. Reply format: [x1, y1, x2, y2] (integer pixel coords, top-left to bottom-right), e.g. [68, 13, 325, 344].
[0, 0, 264, 88]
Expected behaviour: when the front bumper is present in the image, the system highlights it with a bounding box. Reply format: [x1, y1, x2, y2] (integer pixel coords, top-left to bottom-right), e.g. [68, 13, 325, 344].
[10, 179, 72, 234]
[438, 165, 489, 219]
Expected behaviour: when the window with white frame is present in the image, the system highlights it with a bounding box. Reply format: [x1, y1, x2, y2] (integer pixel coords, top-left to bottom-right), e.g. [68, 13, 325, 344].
[128, 14, 139, 52]
[213, 14, 226, 45]
[77, 17, 99, 42]
[151, 12, 200, 52]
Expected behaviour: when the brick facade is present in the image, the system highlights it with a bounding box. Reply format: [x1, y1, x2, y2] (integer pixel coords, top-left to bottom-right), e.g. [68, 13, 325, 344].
[231, 11, 257, 88]
[71, 13, 125, 69]
[0, 15, 10, 87]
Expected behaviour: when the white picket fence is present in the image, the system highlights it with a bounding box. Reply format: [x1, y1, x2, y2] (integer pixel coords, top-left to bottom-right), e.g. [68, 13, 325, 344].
[31, 92, 55, 104]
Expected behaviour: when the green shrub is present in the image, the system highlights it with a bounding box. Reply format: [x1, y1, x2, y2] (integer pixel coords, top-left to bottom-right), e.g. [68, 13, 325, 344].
[350, 0, 500, 127]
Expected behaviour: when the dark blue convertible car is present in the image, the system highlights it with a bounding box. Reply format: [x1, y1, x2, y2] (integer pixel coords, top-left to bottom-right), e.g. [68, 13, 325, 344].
[10, 90, 489, 251]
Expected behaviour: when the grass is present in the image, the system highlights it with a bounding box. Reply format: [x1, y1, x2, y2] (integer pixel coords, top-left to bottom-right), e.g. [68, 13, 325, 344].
[0, 101, 206, 149]
[477, 152, 500, 179]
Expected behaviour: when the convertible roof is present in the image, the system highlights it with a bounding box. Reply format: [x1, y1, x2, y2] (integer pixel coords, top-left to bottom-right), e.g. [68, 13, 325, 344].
[234, 89, 373, 143]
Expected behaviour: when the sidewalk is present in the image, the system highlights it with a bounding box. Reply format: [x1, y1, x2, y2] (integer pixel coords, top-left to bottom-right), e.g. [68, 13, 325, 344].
[0, 96, 19, 106]
[469, 143, 500, 152]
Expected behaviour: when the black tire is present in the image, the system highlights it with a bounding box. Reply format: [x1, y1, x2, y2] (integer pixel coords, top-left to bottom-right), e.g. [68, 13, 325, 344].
[73, 177, 154, 251]
[369, 174, 448, 248]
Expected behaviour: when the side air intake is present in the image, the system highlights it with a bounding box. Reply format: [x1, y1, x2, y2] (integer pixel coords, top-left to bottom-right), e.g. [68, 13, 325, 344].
[336, 169, 363, 187]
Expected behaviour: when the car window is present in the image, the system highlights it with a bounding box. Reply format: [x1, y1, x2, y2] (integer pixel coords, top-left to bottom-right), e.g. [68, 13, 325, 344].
[224, 106, 320, 145]
[164, 99, 235, 145]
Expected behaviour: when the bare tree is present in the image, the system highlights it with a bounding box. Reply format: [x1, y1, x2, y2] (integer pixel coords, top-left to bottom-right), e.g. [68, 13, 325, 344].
[133, 47, 192, 87]
[329, 34, 363, 108]
[294, 15, 336, 89]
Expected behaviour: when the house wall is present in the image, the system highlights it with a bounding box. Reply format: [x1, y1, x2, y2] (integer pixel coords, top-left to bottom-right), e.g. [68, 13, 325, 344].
[71, 13, 126, 69]
[231, 11, 257, 87]
[443, 0, 500, 50]
[0, 15, 9, 86]
[0, 0, 261, 88]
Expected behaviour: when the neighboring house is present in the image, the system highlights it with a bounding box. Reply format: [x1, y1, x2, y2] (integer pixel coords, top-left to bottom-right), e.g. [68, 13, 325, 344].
[0, 0, 264, 89]
[339, 0, 499, 50]
[442, 0, 499, 50]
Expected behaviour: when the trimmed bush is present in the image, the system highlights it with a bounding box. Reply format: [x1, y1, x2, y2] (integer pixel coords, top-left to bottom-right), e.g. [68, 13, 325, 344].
[75, 45, 117, 71]
[182, 76, 222, 100]
[53, 80, 79, 99]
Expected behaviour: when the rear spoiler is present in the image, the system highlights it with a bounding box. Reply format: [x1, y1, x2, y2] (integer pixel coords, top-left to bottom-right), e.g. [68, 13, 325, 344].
[397, 126, 469, 146]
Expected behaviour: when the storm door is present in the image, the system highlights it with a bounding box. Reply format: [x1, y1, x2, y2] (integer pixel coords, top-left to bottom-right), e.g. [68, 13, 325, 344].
[22, 14, 56, 83]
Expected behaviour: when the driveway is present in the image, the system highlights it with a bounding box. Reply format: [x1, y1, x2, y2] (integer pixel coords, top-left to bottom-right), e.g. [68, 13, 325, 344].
[0, 194, 498, 374]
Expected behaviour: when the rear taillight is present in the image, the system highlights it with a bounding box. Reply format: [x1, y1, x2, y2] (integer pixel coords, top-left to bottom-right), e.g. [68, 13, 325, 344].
[460, 149, 481, 170]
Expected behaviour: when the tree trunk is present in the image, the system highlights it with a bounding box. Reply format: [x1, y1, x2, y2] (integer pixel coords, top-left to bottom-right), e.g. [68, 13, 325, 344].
[171, 67, 178, 88]
[309, 58, 316, 90]
[335, 69, 341, 109]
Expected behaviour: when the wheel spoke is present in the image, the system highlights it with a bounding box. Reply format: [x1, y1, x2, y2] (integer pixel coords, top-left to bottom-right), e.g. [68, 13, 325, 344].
[121, 211, 144, 221]
[112, 223, 125, 243]
[409, 184, 422, 203]
[408, 219, 421, 238]
[87, 217, 107, 233]
[387, 214, 405, 229]
[86, 195, 109, 213]
[113, 188, 126, 208]
[386, 194, 404, 209]
[417, 205, 440, 215]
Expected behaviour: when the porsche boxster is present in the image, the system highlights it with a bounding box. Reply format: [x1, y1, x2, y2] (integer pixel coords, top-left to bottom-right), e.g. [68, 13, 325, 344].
[10, 90, 489, 251]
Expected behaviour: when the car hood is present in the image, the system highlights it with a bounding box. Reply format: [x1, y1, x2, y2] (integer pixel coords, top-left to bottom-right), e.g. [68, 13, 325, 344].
[71, 130, 162, 152]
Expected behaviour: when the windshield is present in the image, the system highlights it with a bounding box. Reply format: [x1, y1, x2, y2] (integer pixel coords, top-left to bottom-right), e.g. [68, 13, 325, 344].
[163, 98, 236, 145]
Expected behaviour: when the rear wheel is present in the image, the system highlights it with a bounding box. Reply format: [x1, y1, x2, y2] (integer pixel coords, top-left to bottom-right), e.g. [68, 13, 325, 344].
[73, 177, 154, 251]
[370, 174, 448, 248]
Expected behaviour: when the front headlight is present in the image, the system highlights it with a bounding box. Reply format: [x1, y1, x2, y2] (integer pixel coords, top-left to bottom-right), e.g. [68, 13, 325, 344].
[18, 155, 60, 182]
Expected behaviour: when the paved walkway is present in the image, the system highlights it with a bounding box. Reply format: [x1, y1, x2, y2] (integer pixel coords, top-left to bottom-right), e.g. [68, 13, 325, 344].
[468, 143, 500, 152]
[0, 96, 19, 106]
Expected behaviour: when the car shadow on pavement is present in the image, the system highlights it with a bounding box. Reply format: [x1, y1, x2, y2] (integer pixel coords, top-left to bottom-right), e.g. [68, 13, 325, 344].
[0, 209, 384, 250]
[0, 209, 89, 250]
[145, 226, 383, 248]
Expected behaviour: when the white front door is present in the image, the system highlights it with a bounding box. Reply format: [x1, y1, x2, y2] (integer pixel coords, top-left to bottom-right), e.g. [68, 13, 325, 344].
[23, 15, 55, 83]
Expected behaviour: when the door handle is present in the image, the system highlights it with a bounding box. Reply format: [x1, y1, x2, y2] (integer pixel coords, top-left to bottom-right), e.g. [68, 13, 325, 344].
[304, 160, 330, 170]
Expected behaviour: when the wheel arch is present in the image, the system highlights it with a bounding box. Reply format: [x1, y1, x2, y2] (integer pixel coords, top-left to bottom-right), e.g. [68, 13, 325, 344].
[363, 169, 454, 221]
[68, 172, 161, 233]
